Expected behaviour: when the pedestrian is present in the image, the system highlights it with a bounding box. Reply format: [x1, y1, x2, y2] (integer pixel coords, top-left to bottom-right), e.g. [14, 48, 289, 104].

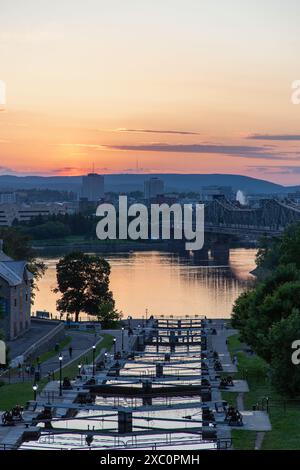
[68, 346, 73, 358]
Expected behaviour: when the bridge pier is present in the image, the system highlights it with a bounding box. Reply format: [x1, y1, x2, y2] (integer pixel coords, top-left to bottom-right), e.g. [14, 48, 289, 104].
[210, 241, 230, 263]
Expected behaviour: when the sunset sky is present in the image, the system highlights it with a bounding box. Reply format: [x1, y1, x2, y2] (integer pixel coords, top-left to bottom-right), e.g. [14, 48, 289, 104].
[1, 0, 300, 184]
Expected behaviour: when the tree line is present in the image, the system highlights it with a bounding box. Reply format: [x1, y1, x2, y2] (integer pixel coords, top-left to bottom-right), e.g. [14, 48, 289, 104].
[232, 223, 300, 396]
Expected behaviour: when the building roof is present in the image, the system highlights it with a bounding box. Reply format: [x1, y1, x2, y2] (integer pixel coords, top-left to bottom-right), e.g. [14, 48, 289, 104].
[0, 251, 12, 262]
[0, 261, 32, 286]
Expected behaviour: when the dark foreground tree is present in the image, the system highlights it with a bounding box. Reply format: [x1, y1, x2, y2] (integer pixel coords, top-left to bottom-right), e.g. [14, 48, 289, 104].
[54, 252, 117, 323]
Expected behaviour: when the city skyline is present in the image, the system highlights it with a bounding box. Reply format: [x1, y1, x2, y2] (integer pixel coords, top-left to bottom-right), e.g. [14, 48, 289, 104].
[1, 0, 300, 184]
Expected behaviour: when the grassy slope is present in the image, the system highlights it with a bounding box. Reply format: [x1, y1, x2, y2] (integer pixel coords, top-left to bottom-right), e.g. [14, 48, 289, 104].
[0, 333, 114, 410]
[226, 334, 300, 450]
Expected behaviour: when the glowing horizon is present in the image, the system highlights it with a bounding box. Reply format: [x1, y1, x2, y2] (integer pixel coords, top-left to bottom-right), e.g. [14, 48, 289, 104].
[1, 0, 300, 185]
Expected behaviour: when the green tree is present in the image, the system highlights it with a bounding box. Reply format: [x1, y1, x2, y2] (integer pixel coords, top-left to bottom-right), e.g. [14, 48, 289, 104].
[232, 222, 300, 395]
[54, 252, 115, 322]
[97, 301, 122, 328]
[268, 312, 300, 396]
[256, 223, 300, 273]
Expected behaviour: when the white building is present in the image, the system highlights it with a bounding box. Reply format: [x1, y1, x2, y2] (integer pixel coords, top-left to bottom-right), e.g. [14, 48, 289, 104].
[82, 173, 104, 202]
[0, 203, 67, 226]
[144, 177, 165, 200]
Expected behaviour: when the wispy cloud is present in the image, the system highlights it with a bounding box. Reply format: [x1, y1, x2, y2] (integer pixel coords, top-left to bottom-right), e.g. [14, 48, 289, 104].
[248, 134, 300, 141]
[60, 143, 105, 151]
[115, 128, 200, 136]
[103, 143, 286, 160]
[248, 165, 300, 175]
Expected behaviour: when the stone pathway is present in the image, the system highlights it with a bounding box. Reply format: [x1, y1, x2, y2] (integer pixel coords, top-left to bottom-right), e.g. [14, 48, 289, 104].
[255, 432, 265, 450]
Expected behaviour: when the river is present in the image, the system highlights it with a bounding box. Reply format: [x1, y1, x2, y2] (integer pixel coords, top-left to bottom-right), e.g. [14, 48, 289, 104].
[32, 248, 256, 320]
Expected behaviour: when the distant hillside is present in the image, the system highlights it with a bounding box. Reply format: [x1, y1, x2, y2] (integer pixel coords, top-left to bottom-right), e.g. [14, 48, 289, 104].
[0, 173, 293, 195]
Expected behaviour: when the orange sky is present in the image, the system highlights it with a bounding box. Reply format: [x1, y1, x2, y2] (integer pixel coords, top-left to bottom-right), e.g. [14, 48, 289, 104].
[1, 0, 300, 184]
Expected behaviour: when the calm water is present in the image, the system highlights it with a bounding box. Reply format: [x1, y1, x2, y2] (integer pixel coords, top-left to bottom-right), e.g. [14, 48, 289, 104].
[33, 248, 256, 319]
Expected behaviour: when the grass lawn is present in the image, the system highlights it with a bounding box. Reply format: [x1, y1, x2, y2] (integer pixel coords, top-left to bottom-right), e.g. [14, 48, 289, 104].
[35, 335, 72, 364]
[0, 334, 114, 411]
[0, 380, 47, 410]
[54, 333, 114, 380]
[226, 333, 300, 450]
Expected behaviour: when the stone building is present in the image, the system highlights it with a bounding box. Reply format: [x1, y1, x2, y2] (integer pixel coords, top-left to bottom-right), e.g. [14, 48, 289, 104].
[0, 241, 32, 340]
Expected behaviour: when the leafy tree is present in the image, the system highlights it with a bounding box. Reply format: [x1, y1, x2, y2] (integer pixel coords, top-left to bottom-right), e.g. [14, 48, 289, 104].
[54, 252, 115, 322]
[256, 224, 300, 272]
[232, 222, 300, 395]
[268, 312, 300, 396]
[28, 221, 71, 240]
[97, 301, 122, 328]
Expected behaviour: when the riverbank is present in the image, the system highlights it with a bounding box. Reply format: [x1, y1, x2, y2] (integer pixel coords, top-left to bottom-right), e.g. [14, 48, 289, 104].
[225, 333, 300, 450]
[32, 236, 257, 254]
[32, 237, 171, 253]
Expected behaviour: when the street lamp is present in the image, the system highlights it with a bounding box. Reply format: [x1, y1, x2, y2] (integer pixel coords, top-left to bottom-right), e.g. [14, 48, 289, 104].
[92, 345, 96, 376]
[78, 363, 82, 377]
[104, 352, 108, 364]
[113, 338, 116, 355]
[121, 327, 124, 353]
[59, 354, 63, 397]
[33, 384, 38, 401]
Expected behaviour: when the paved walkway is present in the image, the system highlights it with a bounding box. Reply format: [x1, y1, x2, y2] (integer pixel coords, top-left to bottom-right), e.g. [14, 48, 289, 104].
[2, 330, 108, 383]
[8, 321, 58, 359]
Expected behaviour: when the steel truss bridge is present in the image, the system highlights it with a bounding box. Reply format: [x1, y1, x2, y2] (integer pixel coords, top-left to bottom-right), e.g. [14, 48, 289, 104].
[204, 197, 300, 237]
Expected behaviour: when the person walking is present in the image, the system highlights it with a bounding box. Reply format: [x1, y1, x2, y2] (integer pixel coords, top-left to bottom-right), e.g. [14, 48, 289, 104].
[68, 346, 73, 358]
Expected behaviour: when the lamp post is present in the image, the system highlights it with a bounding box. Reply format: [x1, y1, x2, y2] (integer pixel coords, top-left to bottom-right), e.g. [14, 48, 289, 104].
[104, 352, 108, 364]
[59, 354, 63, 397]
[33, 384, 38, 401]
[113, 338, 116, 355]
[78, 363, 82, 377]
[92, 345, 96, 377]
[121, 327, 124, 353]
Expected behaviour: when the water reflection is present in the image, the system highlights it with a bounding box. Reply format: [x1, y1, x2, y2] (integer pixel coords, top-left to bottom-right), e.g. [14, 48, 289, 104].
[33, 248, 256, 319]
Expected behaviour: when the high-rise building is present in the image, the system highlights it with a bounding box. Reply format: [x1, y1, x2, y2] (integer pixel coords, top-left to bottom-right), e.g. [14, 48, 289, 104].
[144, 177, 164, 200]
[81, 173, 104, 202]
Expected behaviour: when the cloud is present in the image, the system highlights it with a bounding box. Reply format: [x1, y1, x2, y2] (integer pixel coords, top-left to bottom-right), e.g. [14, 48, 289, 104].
[0, 166, 16, 173]
[60, 143, 105, 151]
[248, 165, 300, 175]
[248, 134, 300, 141]
[115, 128, 200, 136]
[103, 143, 286, 159]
